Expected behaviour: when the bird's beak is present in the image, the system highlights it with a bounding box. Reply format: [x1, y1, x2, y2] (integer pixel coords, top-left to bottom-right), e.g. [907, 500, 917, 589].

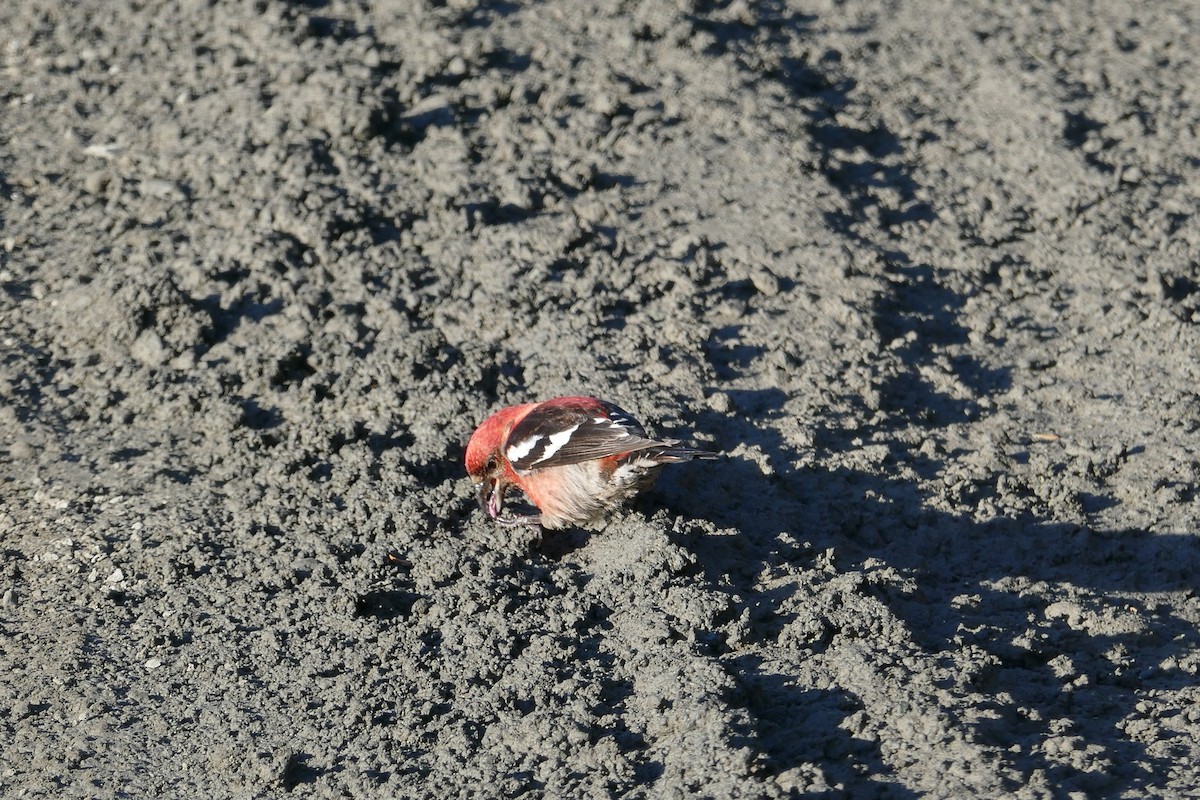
[477, 479, 504, 518]
[477, 481, 491, 516]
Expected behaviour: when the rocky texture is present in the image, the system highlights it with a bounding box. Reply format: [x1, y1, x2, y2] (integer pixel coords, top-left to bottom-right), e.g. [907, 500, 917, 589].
[2, 0, 1198, 797]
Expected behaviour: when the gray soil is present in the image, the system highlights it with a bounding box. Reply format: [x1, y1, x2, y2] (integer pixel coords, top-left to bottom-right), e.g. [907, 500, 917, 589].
[3, 0, 1199, 797]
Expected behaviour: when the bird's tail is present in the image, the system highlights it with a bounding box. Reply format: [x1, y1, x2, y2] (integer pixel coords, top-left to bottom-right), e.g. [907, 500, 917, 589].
[651, 440, 720, 463]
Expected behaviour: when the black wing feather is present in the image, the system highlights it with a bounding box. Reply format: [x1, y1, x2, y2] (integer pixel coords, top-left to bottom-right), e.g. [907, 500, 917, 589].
[506, 401, 664, 471]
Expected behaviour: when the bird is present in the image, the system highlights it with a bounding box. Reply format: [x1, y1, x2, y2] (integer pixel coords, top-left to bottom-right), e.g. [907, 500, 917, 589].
[465, 395, 718, 530]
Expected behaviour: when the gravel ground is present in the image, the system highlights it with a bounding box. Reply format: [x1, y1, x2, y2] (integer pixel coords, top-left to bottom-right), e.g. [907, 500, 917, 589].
[2, 0, 1199, 797]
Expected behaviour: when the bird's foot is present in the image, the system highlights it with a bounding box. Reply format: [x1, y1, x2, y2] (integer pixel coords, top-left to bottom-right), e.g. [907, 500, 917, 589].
[494, 513, 543, 528]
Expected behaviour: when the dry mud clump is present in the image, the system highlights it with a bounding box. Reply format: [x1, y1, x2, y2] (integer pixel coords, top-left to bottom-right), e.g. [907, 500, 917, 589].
[2, 0, 1200, 797]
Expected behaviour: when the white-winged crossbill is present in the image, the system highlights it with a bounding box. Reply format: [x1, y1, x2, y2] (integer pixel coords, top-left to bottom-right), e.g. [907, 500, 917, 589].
[465, 395, 718, 529]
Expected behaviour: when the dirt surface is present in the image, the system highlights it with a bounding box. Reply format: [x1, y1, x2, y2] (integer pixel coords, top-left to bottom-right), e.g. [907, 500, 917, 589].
[2, 0, 1199, 797]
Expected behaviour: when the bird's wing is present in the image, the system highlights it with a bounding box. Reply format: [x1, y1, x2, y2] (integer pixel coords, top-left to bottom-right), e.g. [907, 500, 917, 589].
[505, 400, 666, 472]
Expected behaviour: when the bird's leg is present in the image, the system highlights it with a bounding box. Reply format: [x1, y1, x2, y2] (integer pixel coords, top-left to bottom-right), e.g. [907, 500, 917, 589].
[494, 514, 543, 528]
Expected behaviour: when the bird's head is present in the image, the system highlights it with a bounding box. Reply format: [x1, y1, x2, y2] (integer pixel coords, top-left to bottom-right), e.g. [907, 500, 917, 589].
[465, 403, 536, 518]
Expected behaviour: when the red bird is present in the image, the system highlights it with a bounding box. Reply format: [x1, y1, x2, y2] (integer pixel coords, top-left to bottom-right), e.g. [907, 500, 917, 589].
[465, 395, 718, 529]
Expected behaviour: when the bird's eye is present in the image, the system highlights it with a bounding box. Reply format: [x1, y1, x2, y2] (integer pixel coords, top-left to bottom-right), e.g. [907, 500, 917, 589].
[485, 455, 498, 472]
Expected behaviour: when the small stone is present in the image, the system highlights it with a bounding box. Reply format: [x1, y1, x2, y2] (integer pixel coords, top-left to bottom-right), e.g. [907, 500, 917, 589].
[83, 170, 111, 195]
[140, 178, 183, 200]
[1121, 166, 1143, 185]
[169, 350, 197, 371]
[750, 266, 781, 296]
[107, 568, 125, 584]
[707, 392, 732, 413]
[669, 235, 698, 260]
[144, 658, 162, 671]
[589, 92, 619, 116]
[131, 330, 168, 365]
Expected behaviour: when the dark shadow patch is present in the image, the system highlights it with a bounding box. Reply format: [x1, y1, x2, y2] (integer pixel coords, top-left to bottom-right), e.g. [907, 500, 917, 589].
[869, 258, 1012, 430]
[703, 325, 768, 380]
[156, 468, 195, 485]
[644, 366, 1191, 794]
[305, 16, 358, 41]
[726, 659, 916, 795]
[192, 286, 286, 349]
[683, 1, 934, 232]
[568, 600, 665, 791]
[463, 199, 541, 227]
[240, 399, 283, 430]
[281, 752, 324, 790]
[1062, 111, 1116, 173]
[271, 349, 317, 388]
[366, 91, 442, 150]
[355, 589, 420, 620]
[109, 447, 146, 462]
[437, 0, 521, 28]
[532, 528, 591, 561]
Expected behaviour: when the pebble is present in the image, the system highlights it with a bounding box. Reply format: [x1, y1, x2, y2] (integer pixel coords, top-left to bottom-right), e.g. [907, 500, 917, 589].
[83, 170, 111, 195]
[669, 235, 698, 260]
[130, 330, 169, 366]
[707, 391, 732, 413]
[750, 266, 781, 296]
[140, 178, 184, 200]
